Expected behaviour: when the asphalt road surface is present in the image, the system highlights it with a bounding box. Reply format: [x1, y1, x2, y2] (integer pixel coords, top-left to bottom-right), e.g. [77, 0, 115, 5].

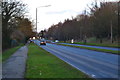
[60, 43, 120, 51]
[34, 40, 119, 79]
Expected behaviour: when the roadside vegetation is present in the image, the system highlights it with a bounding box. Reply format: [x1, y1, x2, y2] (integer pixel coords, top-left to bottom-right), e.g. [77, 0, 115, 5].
[58, 41, 119, 48]
[57, 43, 119, 55]
[73, 42, 120, 48]
[44, 1, 119, 47]
[25, 43, 93, 79]
[2, 44, 24, 62]
[2, 1, 36, 51]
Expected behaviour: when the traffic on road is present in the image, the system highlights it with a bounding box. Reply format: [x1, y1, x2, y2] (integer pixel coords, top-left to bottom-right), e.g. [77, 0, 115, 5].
[33, 40, 119, 79]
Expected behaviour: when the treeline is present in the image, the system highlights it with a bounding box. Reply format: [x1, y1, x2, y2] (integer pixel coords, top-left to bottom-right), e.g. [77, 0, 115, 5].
[45, 1, 119, 43]
[2, 1, 36, 50]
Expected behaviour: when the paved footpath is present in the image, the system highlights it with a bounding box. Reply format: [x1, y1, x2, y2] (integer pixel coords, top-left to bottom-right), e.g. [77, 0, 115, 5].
[2, 45, 28, 78]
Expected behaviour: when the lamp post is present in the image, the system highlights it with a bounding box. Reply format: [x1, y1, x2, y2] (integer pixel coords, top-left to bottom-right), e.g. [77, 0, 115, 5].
[36, 5, 51, 32]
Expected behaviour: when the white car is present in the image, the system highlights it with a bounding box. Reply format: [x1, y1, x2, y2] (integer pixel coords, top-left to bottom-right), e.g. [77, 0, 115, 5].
[55, 40, 59, 43]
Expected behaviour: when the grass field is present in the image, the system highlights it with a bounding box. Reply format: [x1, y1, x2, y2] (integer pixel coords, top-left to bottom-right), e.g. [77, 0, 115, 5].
[57, 43, 119, 55]
[25, 43, 93, 79]
[2, 44, 24, 62]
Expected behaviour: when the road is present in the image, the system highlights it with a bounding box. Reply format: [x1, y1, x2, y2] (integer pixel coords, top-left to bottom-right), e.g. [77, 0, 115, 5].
[34, 40, 119, 79]
[60, 43, 120, 51]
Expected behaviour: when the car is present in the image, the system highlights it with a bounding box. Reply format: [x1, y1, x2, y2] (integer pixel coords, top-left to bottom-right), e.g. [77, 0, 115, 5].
[55, 40, 59, 43]
[40, 41, 46, 45]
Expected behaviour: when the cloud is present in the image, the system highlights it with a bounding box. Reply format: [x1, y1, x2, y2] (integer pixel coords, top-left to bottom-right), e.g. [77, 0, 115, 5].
[22, 0, 116, 32]
[45, 10, 81, 15]
[45, 10, 68, 14]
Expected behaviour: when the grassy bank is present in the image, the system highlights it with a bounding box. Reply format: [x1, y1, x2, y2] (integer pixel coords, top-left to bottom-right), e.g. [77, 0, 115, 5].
[58, 41, 119, 48]
[25, 43, 92, 79]
[2, 44, 24, 62]
[73, 42, 120, 48]
[57, 44, 119, 55]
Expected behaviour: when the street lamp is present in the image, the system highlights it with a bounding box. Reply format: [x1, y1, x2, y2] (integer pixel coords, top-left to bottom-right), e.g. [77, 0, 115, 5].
[36, 5, 51, 32]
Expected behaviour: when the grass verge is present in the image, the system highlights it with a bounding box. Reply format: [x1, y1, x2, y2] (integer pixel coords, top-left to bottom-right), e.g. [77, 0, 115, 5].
[25, 43, 93, 79]
[58, 41, 120, 48]
[2, 44, 24, 62]
[73, 42, 120, 48]
[57, 43, 119, 55]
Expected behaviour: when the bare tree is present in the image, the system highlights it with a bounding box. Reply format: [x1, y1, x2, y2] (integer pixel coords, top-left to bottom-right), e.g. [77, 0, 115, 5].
[2, 0, 26, 50]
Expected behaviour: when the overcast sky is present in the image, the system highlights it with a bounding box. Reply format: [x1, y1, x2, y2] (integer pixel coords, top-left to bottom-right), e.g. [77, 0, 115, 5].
[21, 0, 118, 32]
